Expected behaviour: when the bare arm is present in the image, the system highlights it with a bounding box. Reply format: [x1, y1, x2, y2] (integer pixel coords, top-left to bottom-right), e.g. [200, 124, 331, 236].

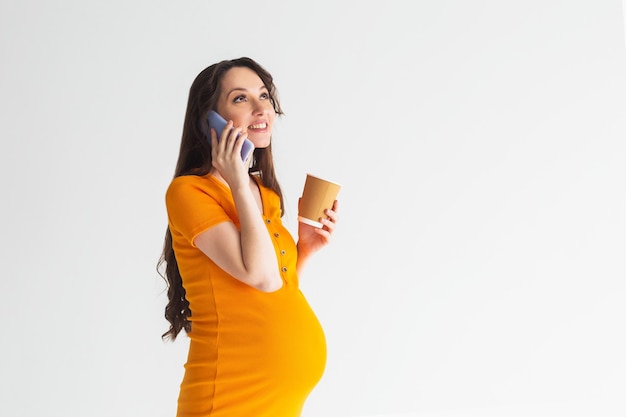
[193, 124, 281, 292]
[194, 184, 281, 292]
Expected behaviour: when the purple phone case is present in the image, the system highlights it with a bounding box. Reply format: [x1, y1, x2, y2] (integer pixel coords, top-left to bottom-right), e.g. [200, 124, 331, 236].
[207, 110, 254, 161]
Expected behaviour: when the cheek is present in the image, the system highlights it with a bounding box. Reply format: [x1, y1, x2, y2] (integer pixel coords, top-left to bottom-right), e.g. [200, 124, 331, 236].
[223, 113, 246, 129]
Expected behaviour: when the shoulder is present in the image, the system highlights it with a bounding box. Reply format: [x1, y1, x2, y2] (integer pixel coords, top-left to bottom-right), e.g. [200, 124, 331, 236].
[165, 174, 235, 231]
[167, 174, 211, 189]
[167, 174, 220, 197]
[166, 174, 229, 208]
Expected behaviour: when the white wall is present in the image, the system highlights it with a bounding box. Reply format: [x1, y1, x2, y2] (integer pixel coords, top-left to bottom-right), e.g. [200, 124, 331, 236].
[1, 1, 625, 416]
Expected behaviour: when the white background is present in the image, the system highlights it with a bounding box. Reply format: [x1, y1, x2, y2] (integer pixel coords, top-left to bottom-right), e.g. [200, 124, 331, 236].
[1, 1, 625, 416]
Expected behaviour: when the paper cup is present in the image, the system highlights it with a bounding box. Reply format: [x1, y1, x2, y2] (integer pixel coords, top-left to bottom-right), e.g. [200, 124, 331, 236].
[298, 173, 342, 228]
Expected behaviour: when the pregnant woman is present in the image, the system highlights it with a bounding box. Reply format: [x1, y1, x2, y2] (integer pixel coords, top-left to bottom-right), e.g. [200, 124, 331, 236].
[157, 56, 340, 417]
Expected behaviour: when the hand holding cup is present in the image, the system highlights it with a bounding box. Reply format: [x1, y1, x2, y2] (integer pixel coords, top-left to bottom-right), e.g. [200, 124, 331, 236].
[298, 174, 342, 228]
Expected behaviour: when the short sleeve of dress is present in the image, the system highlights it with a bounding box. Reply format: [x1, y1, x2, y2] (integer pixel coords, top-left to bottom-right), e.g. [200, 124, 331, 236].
[165, 175, 231, 247]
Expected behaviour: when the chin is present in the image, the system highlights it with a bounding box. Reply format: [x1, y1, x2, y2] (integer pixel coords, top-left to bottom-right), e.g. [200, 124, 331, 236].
[252, 138, 271, 149]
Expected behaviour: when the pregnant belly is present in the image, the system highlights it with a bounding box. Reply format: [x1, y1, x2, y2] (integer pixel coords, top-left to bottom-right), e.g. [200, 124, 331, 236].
[218, 289, 327, 391]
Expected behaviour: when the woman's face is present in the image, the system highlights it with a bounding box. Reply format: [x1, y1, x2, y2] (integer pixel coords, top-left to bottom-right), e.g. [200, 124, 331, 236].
[215, 66, 275, 149]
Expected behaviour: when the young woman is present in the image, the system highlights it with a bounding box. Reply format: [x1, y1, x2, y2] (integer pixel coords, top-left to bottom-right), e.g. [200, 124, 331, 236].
[158, 57, 339, 417]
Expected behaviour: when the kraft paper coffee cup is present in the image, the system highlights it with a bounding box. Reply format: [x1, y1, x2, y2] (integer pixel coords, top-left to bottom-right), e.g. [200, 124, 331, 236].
[298, 173, 342, 228]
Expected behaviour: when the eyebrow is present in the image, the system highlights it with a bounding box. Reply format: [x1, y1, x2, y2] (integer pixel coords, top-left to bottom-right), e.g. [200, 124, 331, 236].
[226, 85, 268, 97]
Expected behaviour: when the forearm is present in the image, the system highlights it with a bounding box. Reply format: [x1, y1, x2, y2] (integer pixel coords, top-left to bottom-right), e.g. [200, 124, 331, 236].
[231, 185, 281, 289]
[295, 243, 313, 275]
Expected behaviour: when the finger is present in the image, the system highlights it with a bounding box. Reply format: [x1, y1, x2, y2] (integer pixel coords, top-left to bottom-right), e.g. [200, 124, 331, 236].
[320, 216, 336, 233]
[216, 125, 235, 161]
[210, 128, 218, 147]
[314, 226, 332, 242]
[216, 121, 231, 148]
[222, 121, 234, 139]
[324, 207, 339, 223]
[223, 123, 239, 153]
[233, 131, 248, 151]
[210, 128, 221, 158]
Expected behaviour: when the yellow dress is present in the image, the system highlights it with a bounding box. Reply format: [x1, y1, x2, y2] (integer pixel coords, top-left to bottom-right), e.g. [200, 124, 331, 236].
[165, 174, 326, 417]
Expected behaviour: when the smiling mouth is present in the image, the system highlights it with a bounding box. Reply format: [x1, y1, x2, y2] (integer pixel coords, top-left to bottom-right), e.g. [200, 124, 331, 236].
[248, 123, 267, 130]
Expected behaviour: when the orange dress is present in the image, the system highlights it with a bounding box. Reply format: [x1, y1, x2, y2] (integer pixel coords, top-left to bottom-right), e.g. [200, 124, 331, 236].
[165, 174, 327, 417]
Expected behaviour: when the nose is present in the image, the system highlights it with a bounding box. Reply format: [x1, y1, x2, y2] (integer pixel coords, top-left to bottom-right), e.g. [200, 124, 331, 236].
[251, 97, 268, 115]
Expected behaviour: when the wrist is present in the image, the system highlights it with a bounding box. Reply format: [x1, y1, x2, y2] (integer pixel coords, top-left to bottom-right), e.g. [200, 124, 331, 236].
[296, 242, 312, 259]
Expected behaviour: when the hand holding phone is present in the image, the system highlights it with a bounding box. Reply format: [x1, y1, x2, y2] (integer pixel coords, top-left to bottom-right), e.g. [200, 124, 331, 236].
[206, 110, 255, 162]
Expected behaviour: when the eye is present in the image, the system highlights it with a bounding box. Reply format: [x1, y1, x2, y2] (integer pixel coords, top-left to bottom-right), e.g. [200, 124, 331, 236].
[260, 92, 269, 100]
[233, 95, 247, 103]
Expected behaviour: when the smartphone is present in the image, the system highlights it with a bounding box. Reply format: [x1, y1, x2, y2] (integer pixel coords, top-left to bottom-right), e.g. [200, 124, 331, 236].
[206, 110, 254, 162]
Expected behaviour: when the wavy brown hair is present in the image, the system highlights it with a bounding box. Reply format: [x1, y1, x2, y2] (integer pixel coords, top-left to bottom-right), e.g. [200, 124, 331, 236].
[157, 57, 285, 341]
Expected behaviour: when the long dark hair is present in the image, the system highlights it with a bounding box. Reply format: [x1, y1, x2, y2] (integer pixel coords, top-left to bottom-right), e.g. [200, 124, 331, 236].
[157, 57, 285, 341]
